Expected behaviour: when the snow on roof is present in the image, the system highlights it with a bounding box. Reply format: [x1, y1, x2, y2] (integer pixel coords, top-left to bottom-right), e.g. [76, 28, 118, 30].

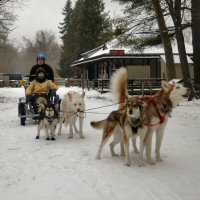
[74, 38, 193, 63]
[107, 38, 193, 54]
[160, 55, 193, 64]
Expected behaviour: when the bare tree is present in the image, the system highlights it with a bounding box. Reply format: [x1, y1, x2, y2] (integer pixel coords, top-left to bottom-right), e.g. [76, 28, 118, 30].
[0, 38, 19, 73]
[165, 0, 198, 100]
[20, 30, 61, 76]
[0, 0, 25, 40]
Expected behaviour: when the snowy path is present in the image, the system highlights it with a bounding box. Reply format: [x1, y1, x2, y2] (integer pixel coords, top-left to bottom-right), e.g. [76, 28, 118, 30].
[0, 88, 200, 200]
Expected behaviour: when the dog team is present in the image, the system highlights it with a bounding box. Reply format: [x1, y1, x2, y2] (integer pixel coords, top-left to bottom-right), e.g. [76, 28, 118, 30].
[35, 67, 189, 167]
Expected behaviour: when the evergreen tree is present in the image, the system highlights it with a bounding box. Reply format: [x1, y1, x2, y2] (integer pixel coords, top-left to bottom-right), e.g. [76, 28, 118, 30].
[76, 0, 111, 56]
[58, 0, 112, 78]
[57, 0, 73, 77]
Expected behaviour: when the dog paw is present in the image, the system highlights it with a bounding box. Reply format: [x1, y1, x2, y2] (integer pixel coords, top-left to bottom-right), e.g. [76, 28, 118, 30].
[68, 135, 73, 139]
[51, 137, 56, 141]
[35, 136, 40, 139]
[95, 155, 101, 160]
[79, 135, 85, 139]
[156, 156, 163, 162]
[57, 133, 61, 136]
[112, 153, 119, 157]
[148, 159, 156, 165]
[45, 137, 50, 141]
[120, 153, 125, 157]
[124, 162, 131, 166]
[134, 149, 139, 154]
[138, 161, 145, 167]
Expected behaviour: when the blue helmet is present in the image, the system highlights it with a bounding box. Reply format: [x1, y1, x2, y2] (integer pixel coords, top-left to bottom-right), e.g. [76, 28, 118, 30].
[37, 53, 46, 60]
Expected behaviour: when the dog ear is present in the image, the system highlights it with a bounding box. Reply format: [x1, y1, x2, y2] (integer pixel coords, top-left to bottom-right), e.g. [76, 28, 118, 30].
[54, 103, 59, 112]
[161, 81, 170, 89]
[68, 92, 73, 101]
[141, 101, 147, 107]
[125, 98, 131, 107]
[38, 102, 45, 112]
[81, 91, 85, 98]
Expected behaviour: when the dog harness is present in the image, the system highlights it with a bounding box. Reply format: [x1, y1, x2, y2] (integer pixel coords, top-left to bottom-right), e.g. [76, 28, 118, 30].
[142, 95, 172, 127]
[121, 105, 145, 134]
[130, 118, 143, 133]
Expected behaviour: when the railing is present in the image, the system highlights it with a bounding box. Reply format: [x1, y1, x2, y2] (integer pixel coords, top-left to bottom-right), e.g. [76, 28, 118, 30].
[50, 78, 165, 95]
[127, 78, 164, 95]
[54, 78, 67, 86]
[94, 78, 164, 95]
[5, 77, 197, 97]
[55, 78, 93, 90]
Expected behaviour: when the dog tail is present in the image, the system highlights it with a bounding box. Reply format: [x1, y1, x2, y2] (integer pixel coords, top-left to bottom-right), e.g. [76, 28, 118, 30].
[36, 97, 48, 105]
[90, 120, 106, 129]
[110, 67, 128, 106]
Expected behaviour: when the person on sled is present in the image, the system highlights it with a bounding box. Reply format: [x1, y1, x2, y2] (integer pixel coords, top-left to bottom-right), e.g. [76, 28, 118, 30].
[29, 53, 54, 82]
[26, 67, 58, 108]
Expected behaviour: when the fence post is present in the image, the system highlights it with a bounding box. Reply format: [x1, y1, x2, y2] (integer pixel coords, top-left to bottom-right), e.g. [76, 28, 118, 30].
[101, 80, 103, 93]
[149, 81, 152, 95]
[82, 78, 84, 89]
[141, 81, 144, 96]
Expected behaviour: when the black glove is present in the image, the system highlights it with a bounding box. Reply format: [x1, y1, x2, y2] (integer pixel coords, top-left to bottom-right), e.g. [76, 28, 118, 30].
[26, 95, 32, 103]
[50, 89, 57, 96]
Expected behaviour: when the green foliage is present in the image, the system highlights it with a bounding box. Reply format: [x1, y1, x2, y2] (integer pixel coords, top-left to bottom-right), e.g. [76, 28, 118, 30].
[112, 0, 161, 50]
[58, 0, 113, 78]
[112, 0, 191, 51]
[58, 0, 73, 41]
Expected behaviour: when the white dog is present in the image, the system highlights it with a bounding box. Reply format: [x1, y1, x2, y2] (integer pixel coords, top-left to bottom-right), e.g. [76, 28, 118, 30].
[57, 91, 85, 139]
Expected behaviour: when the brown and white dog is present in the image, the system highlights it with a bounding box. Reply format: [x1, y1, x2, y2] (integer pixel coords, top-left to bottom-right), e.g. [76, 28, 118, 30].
[110, 67, 189, 165]
[91, 96, 148, 166]
[91, 68, 189, 166]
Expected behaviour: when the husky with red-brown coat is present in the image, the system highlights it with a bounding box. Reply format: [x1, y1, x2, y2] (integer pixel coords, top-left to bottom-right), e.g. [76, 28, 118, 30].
[91, 67, 189, 166]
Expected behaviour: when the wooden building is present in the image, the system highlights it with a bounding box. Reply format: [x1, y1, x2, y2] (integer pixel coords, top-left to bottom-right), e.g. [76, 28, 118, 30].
[71, 40, 193, 81]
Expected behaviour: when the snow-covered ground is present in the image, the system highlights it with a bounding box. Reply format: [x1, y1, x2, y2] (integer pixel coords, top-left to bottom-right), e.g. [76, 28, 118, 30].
[0, 87, 200, 200]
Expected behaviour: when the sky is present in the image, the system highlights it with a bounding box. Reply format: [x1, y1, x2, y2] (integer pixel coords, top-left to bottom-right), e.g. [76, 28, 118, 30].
[8, 0, 125, 44]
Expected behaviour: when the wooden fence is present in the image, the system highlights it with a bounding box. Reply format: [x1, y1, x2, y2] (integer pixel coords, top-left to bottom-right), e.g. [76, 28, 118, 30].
[54, 78, 165, 95]
[1, 77, 199, 97]
[94, 78, 165, 95]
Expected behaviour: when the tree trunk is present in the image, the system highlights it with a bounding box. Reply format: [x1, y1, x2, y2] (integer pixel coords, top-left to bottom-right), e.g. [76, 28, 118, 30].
[151, 0, 176, 81]
[175, 27, 190, 82]
[167, 0, 198, 100]
[192, 0, 200, 84]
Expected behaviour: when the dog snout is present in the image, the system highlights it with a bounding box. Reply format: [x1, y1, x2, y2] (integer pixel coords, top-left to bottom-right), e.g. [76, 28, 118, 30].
[129, 109, 132, 115]
[77, 108, 81, 112]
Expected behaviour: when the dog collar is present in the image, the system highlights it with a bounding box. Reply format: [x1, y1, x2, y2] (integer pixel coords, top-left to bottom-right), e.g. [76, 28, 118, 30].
[119, 108, 126, 114]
